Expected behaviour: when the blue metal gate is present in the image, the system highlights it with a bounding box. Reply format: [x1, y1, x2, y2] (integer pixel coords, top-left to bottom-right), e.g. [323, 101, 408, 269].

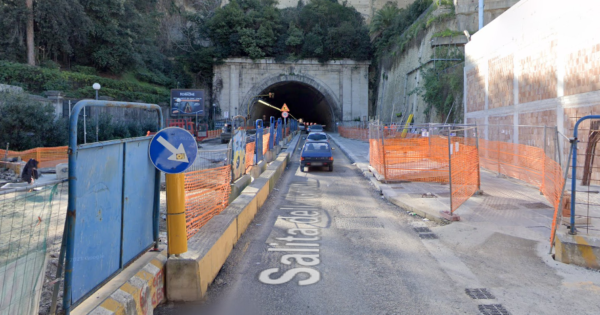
[64, 100, 163, 312]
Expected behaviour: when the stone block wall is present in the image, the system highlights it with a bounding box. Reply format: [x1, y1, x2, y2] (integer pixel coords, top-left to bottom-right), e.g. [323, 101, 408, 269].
[464, 0, 600, 184]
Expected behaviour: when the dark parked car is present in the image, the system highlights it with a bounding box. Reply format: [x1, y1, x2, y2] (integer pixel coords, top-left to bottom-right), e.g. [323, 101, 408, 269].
[307, 124, 324, 133]
[306, 132, 329, 143]
[220, 124, 233, 143]
[300, 142, 333, 172]
[299, 123, 306, 133]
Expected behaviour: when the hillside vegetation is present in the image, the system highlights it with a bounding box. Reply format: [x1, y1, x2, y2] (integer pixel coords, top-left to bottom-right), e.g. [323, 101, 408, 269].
[1, 0, 371, 96]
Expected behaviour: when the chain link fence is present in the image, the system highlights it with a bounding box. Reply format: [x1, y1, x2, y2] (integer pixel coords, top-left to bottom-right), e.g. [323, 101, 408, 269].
[0, 180, 68, 315]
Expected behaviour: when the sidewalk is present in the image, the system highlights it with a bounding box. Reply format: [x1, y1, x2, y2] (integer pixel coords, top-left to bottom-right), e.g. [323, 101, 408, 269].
[329, 133, 556, 243]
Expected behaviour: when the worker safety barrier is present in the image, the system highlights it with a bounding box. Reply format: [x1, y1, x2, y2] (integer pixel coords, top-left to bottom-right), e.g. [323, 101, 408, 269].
[183, 164, 232, 239]
[0, 146, 68, 168]
[370, 122, 568, 232]
[369, 123, 480, 213]
[263, 133, 270, 155]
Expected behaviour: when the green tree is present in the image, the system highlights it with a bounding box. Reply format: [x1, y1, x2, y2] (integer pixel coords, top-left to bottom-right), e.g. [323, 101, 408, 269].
[370, 3, 400, 36]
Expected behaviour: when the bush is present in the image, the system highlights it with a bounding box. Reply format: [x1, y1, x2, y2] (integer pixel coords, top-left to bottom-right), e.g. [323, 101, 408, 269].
[71, 65, 97, 75]
[0, 91, 67, 150]
[0, 61, 170, 104]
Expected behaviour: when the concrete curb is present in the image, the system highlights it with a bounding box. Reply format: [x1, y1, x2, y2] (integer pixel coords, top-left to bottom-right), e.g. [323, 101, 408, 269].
[555, 231, 600, 269]
[166, 134, 299, 301]
[73, 249, 167, 315]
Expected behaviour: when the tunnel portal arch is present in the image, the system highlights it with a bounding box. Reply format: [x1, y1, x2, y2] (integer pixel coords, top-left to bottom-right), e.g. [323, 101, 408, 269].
[212, 58, 370, 128]
[242, 74, 341, 128]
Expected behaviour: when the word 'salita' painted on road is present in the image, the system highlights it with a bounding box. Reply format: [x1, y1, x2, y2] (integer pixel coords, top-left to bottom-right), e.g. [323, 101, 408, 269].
[259, 180, 325, 286]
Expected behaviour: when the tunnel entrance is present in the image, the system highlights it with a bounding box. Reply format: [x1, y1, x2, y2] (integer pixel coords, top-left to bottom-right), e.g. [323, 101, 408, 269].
[249, 81, 334, 130]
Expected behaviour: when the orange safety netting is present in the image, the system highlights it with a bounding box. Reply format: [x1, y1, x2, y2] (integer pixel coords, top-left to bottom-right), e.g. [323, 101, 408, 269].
[206, 130, 222, 139]
[245, 142, 255, 173]
[478, 139, 565, 243]
[449, 137, 480, 213]
[0, 146, 68, 168]
[339, 126, 368, 141]
[263, 133, 270, 155]
[381, 137, 450, 183]
[184, 165, 231, 238]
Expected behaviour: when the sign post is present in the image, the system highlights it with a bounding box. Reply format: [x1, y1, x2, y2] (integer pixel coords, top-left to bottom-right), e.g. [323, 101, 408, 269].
[149, 127, 198, 255]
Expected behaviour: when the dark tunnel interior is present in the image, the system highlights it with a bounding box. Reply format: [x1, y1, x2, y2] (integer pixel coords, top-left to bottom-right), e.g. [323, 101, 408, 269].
[249, 82, 333, 130]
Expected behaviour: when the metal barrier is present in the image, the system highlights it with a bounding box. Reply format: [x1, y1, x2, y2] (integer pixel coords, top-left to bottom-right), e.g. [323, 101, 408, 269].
[255, 120, 264, 163]
[64, 100, 163, 313]
[269, 117, 276, 150]
[0, 179, 67, 315]
[569, 115, 600, 236]
[369, 123, 481, 214]
[277, 118, 283, 145]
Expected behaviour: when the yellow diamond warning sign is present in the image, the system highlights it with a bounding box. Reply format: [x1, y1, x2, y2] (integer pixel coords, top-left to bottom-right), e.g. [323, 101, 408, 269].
[281, 103, 290, 112]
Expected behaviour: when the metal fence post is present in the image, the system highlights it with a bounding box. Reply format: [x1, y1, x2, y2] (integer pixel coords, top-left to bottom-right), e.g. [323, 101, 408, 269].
[475, 126, 482, 193]
[380, 123, 387, 180]
[448, 127, 454, 213]
[541, 126, 547, 194]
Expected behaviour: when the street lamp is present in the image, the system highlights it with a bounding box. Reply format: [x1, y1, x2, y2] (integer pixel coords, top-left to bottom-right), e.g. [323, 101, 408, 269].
[93, 83, 101, 100]
[92, 83, 101, 142]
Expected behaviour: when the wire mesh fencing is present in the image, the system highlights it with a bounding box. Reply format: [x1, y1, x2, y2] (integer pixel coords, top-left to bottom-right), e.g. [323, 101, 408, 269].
[339, 121, 369, 142]
[448, 126, 480, 213]
[564, 117, 600, 237]
[0, 180, 68, 315]
[183, 149, 232, 238]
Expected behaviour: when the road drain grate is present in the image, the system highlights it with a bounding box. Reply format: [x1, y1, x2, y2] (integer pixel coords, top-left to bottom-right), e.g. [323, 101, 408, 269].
[418, 233, 438, 239]
[413, 227, 432, 233]
[466, 288, 495, 299]
[335, 217, 384, 229]
[478, 304, 510, 315]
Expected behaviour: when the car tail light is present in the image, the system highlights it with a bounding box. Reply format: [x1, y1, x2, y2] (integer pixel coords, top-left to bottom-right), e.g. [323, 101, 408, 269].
[329, 157, 333, 161]
[301, 157, 304, 161]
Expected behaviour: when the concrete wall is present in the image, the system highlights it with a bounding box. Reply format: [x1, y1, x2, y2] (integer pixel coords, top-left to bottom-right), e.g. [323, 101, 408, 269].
[220, 0, 416, 23]
[212, 58, 369, 122]
[455, 0, 521, 32]
[375, 1, 517, 125]
[464, 0, 600, 183]
[376, 6, 460, 124]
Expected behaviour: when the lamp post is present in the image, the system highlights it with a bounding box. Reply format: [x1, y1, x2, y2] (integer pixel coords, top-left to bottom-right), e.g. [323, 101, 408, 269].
[92, 83, 101, 142]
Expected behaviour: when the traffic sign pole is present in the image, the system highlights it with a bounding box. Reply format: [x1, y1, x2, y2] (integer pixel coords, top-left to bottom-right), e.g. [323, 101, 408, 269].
[166, 173, 188, 255]
[149, 127, 198, 256]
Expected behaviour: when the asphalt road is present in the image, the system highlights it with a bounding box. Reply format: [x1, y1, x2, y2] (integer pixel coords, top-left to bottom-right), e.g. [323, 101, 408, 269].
[158, 138, 480, 315]
[157, 137, 600, 315]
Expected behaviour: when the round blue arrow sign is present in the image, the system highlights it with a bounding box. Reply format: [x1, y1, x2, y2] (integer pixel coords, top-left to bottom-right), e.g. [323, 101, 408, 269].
[148, 127, 197, 174]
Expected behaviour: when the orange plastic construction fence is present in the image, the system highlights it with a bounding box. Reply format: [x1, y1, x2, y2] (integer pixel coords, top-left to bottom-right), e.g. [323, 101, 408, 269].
[339, 126, 368, 141]
[184, 165, 231, 239]
[0, 146, 68, 168]
[263, 133, 270, 155]
[206, 129, 222, 139]
[377, 137, 450, 183]
[449, 137, 479, 213]
[245, 142, 255, 173]
[478, 139, 564, 243]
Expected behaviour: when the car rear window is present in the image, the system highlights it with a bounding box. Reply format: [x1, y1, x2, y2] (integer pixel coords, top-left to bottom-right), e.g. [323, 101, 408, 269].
[308, 134, 327, 141]
[304, 143, 330, 151]
[311, 125, 323, 131]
